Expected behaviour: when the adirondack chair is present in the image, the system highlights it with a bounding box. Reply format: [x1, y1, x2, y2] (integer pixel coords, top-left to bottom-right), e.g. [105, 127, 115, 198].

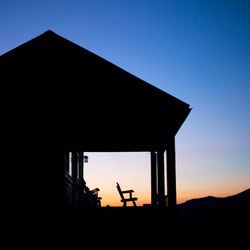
[116, 182, 137, 207]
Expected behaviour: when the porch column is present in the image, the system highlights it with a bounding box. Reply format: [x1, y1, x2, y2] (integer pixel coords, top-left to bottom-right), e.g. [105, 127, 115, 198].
[166, 136, 177, 208]
[64, 152, 69, 173]
[157, 149, 165, 207]
[63, 151, 69, 207]
[71, 152, 78, 179]
[78, 152, 84, 180]
[71, 152, 78, 207]
[150, 151, 157, 206]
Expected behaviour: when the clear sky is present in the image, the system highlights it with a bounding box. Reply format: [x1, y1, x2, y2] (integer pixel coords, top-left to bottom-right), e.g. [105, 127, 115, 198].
[1, 0, 249, 205]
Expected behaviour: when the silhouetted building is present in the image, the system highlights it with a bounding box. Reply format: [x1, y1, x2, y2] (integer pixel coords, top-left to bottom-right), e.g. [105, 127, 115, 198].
[0, 30, 191, 210]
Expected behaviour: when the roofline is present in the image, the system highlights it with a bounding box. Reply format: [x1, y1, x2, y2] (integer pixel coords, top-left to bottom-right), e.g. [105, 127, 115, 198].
[1, 30, 190, 109]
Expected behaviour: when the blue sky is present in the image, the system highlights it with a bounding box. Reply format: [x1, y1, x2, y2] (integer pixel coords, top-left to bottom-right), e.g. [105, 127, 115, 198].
[1, 0, 249, 204]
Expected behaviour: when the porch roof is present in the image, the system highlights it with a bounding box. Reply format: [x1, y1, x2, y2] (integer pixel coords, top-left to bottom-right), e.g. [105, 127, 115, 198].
[1, 30, 191, 152]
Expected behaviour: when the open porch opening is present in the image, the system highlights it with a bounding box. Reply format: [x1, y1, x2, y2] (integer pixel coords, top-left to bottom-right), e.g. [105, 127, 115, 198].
[64, 137, 178, 209]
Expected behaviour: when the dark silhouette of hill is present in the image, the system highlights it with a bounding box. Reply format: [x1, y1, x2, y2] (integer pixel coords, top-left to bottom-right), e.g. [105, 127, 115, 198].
[178, 189, 250, 225]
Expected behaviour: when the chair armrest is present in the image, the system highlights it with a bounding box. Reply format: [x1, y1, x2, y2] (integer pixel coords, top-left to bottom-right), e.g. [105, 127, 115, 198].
[122, 190, 134, 193]
[122, 190, 135, 199]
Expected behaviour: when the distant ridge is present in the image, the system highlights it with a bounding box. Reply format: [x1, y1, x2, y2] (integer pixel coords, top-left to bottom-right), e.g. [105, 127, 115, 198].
[178, 189, 250, 223]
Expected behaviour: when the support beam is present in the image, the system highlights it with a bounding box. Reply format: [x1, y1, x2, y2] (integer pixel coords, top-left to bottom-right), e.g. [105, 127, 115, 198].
[71, 152, 78, 207]
[78, 152, 84, 180]
[166, 136, 177, 208]
[71, 152, 78, 180]
[64, 152, 69, 172]
[157, 149, 165, 207]
[150, 151, 157, 206]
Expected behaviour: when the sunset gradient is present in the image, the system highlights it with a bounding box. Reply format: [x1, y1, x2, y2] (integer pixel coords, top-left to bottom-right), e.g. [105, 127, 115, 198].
[1, 0, 249, 206]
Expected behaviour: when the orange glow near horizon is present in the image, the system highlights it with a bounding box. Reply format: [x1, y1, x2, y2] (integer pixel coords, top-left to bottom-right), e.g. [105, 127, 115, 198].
[85, 152, 152, 207]
[83, 152, 250, 207]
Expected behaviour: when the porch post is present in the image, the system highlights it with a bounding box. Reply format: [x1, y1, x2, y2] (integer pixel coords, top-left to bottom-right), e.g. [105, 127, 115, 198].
[166, 136, 177, 208]
[64, 152, 69, 173]
[71, 152, 78, 179]
[71, 152, 78, 207]
[63, 151, 69, 207]
[78, 152, 84, 181]
[157, 149, 165, 207]
[150, 151, 157, 206]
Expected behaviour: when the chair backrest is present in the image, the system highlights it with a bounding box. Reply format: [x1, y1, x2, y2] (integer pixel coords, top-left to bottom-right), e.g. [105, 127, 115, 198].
[116, 182, 124, 200]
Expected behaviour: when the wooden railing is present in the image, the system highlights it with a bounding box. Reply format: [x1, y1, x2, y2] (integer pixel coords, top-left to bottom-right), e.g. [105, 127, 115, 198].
[64, 171, 74, 207]
[64, 171, 83, 208]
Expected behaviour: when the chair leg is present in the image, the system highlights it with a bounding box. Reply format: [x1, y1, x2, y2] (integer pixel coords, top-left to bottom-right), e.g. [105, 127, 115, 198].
[133, 201, 137, 207]
[123, 201, 127, 207]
